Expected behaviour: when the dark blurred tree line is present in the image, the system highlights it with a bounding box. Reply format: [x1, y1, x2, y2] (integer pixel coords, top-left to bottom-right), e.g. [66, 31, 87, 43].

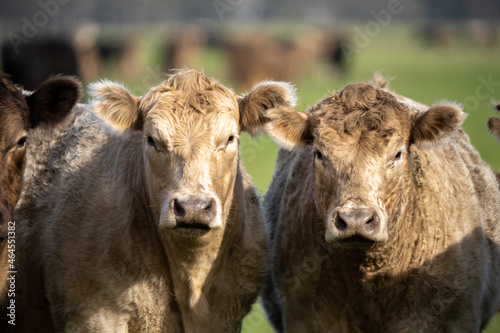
[0, 0, 499, 27]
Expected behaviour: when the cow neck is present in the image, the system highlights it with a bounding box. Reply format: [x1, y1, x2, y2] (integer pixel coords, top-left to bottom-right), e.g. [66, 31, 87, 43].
[159, 173, 243, 329]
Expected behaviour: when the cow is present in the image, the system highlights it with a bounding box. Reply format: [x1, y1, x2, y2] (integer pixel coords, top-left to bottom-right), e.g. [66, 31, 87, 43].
[487, 102, 500, 184]
[6, 69, 297, 332]
[225, 33, 316, 90]
[259, 81, 500, 332]
[0, 73, 81, 305]
[1, 38, 80, 91]
[163, 25, 207, 71]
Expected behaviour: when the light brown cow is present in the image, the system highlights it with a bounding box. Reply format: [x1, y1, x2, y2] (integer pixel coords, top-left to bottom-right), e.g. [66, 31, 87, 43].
[260, 82, 500, 332]
[164, 25, 207, 71]
[225, 33, 317, 90]
[7, 69, 297, 332]
[0, 74, 81, 305]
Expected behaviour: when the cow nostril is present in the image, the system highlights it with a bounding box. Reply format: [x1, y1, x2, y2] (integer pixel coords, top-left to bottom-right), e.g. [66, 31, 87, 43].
[203, 201, 213, 211]
[173, 199, 185, 217]
[364, 214, 380, 232]
[335, 214, 348, 231]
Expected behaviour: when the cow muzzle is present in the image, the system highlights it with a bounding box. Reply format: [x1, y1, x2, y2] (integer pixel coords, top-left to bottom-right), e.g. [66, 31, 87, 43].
[326, 205, 388, 247]
[161, 193, 222, 237]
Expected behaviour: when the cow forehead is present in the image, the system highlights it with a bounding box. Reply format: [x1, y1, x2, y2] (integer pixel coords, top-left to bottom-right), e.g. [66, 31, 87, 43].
[140, 70, 239, 116]
[142, 72, 239, 142]
[145, 98, 238, 159]
[0, 111, 26, 152]
[0, 80, 29, 151]
[0, 79, 28, 121]
[312, 92, 411, 157]
[146, 100, 238, 135]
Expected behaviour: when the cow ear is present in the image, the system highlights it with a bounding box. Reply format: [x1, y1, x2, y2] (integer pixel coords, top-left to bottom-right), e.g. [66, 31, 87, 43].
[238, 81, 297, 134]
[26, 75, 82, 128]
[488, 117, 500, 142]
[487, 103, 500, 142]
[264, 108, 312, 149]
[410, 104, 465, 148]
[89, 80, 142, 133]
[238, 81, 312, 150]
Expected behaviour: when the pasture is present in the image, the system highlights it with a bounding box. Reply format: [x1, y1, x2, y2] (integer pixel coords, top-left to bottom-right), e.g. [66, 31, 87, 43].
[4, 20, 500, 332]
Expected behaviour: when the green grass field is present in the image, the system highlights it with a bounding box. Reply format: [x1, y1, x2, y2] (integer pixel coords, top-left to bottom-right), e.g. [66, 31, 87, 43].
[103, 22, 500, 332]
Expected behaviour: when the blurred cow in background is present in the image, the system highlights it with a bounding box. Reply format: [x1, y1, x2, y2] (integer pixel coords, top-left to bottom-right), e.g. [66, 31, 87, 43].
[163, 25, 207, 71]
[1, 25, 142, 88]
[223, 28, 349, 90]
[1, 37, 79, 91]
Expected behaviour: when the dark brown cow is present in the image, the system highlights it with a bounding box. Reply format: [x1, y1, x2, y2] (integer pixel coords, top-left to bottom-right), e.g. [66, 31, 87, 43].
[260, 82, 500, 332]
[0, 73, 81, 303]
[1, 39, 80, 91]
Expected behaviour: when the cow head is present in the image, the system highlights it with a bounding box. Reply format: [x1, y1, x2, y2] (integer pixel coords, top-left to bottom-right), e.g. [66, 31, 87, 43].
[0, 74, 81, 232]
[262, 83, 464, 248]
[90, 69, 296, 237]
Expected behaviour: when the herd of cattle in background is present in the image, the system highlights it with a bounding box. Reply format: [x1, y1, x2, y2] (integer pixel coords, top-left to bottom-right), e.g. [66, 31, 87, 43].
[0, 21, 499, 333]
[2, 21, 500, 90]
[1, 23, 350, 91]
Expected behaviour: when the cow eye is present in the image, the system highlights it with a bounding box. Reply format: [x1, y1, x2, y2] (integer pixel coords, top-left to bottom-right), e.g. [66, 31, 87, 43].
[395, 151, 402, 159]
[17, 136, 27, 149]
[227, 135, 235, 145]
[147, 136, 157, 150]
[314, 149, 323, 160]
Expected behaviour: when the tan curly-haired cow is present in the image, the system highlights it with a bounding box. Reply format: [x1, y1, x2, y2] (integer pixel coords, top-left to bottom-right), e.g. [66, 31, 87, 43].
[260, 82, 500, 332]
[7, 69, 297, 332]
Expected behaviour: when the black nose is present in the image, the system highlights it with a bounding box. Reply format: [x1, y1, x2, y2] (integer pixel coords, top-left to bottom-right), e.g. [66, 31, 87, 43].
[172, 194, 217, 226]
[335, 207, 381, 240]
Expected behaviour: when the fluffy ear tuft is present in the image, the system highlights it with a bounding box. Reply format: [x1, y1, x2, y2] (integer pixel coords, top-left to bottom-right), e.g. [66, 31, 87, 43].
[411, 104, 465, 148]
[488, 116, 500, 142]
[264, 108, 311, 150]
[26, 75, 82, 128]
[488, 102, 500, 142]
[238, 81, 297, 135]
[89, 80, 141, 132]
